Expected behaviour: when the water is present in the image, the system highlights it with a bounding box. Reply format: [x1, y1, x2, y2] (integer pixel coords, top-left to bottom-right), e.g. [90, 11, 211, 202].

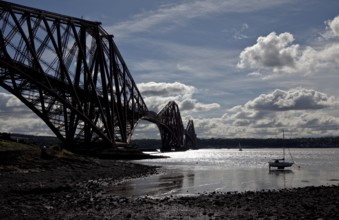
[109, 148, 339, 197]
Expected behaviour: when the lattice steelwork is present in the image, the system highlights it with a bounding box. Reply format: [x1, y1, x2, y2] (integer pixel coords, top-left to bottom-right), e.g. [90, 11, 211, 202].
[184, 119, 197, 149]
[157, 101, 185, 151]
[0, 1, 148, 148]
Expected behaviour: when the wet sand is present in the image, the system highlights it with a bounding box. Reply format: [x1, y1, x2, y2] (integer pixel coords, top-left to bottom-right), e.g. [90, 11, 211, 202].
[1, 147, 339, 219]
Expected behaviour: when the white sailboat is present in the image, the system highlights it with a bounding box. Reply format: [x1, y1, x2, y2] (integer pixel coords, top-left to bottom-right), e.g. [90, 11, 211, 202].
[268, 129, 294, 170]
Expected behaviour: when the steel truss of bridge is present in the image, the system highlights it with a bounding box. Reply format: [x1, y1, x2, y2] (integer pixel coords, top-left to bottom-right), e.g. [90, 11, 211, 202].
[0, 1, 197, 152]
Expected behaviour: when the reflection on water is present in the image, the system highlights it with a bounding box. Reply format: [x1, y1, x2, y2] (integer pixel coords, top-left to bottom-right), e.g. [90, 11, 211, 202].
[108, 171, 190, 196]
[269, 170, 293, 175]
[158, 174, 184, 193]
[268, 170, 294, 188]
[108, 148, 339, 197]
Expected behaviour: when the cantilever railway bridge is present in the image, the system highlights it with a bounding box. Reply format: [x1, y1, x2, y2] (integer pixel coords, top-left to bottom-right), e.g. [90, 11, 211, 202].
[0, 1, 197, 152]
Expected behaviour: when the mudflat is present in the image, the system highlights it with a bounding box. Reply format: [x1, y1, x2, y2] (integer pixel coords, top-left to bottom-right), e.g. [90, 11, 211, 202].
[1, 142, 339, 219]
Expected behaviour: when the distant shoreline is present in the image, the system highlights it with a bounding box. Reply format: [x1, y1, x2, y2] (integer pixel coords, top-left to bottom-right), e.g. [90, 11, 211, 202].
[2, 132, 339, 151]
[133, 137, 339, 150]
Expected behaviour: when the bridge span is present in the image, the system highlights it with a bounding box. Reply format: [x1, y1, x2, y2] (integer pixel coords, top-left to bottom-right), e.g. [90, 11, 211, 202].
[0, 1, 197, 152]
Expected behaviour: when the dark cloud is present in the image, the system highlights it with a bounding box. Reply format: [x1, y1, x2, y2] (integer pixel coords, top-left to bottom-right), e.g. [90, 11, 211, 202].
[180, 99, 195, 111]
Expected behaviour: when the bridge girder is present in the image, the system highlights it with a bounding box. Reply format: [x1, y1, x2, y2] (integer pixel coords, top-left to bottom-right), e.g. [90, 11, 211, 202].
[184, 119, 197, 149]
[0, 1, 148, 148]
[157, 101, 185, 151]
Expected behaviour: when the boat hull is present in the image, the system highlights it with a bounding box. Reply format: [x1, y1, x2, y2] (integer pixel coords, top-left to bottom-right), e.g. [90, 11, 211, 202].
[269, 160, 294, 170]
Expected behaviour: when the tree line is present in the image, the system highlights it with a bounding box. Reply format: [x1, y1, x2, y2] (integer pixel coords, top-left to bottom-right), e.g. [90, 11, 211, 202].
[131, 136, 339, 149]
[2, 132, 339, 149]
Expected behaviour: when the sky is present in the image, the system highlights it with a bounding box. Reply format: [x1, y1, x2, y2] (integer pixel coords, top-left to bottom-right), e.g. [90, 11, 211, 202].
[1, 0, 339, 140]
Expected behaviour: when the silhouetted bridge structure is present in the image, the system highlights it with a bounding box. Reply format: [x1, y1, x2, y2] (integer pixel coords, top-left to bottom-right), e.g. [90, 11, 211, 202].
[0, 1, 197, 152]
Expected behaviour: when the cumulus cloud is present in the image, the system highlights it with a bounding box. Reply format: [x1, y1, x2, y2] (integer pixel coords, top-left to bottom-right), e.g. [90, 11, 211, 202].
[132, 121, 161, 139]
[0, 92, 52, 135]
[324, 15, 339, 38]
[137, 82, 220, 113]
[238, 15, 339, 76]
[0, 93, 26, 111]
[221, 88, 339, 136]
[237, 32, 300, 72]
[0, 116, 50, 135]
[180, 99, 220, 112]
[245, 88, 337, 111]
[136, 87, 339, 139]
[138, 81, 195, 97]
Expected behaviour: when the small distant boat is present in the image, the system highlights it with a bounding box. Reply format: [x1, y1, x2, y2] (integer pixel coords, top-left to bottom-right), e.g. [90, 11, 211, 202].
[238, 143, 242, 151]
[269, 129, 294, 170]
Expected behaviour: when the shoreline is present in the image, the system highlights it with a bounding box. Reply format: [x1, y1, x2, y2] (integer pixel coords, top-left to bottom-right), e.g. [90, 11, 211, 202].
[1, 146, 339, 219]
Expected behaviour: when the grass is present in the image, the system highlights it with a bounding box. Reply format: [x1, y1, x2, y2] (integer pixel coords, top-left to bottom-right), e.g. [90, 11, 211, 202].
[0, 139, 38, 152]
[0, 139, 75, 165]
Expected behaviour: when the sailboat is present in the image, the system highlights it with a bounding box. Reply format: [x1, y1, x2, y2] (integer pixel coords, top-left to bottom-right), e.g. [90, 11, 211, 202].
[268, 129, 294, 170]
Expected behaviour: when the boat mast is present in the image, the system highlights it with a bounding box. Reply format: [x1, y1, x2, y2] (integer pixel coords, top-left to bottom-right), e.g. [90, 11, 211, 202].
[282, 129, 285, 160]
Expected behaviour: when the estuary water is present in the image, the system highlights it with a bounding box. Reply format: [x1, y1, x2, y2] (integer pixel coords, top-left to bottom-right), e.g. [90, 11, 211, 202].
[110, 148, 339, 197]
